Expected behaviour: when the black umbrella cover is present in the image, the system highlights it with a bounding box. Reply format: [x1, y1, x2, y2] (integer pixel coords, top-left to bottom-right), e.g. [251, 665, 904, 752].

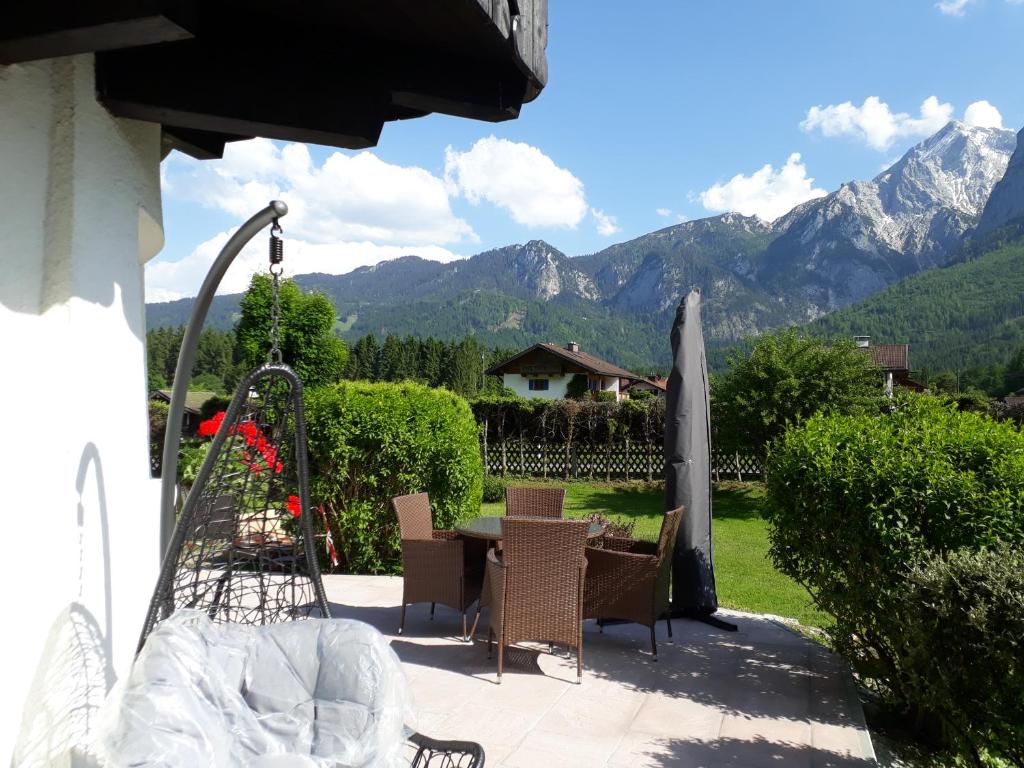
[665, 289, 719, 614]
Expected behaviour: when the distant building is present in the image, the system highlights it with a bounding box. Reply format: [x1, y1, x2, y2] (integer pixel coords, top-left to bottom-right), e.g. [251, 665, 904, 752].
[853, 336, 925, 395]
[487, 342, 643, 401]
[624, 375, 668, 398]
[151, 389, 219, 436]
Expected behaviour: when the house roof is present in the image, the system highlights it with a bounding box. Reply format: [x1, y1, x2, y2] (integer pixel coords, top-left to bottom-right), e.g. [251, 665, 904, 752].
[152, 389, 219, 415]
[627, 375, 668, 392]
[2, 1, 548, 159]
[862, 344, 909, 371]
[487, 343, 641, 381]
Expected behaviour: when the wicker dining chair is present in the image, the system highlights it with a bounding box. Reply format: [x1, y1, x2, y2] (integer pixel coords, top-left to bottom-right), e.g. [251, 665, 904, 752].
[486, 518, 589, 683]
[393, 493, 483, 642]
[583, 506, 684, 660]
[505, 486, 565, 518]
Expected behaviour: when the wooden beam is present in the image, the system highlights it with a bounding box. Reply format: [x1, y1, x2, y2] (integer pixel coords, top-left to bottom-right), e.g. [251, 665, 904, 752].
[512, 0, 549, 101]
[161, 127, 249, 161]
[96, 42, 386, 149]
[0, 3, 196, 64]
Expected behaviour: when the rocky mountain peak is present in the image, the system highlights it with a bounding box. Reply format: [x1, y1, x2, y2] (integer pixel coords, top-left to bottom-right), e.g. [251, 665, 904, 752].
[974, 126, 1024, 238]
[873, 120, 1016, 217]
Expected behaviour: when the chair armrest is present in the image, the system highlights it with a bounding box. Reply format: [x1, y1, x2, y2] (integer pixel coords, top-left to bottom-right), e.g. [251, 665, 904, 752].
[409, 732, 484, 768]
[401, 538, 464, 577]
[600, 536, 657, 555]
[583, 547, 658, 619]
[432, 530, 461, 541]
[585, 546, 657, 576]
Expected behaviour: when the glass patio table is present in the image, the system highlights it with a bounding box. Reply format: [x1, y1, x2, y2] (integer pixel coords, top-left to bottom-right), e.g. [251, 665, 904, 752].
[456, 516, 605, 541]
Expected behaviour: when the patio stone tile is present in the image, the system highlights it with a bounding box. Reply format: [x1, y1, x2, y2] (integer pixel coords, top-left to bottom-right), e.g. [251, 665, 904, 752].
[537, 691, 644, 738]
[629, 693, 725, 738]
[500, 727, 624, 767]
[320, 576, 877, 767]
[719, 713, 813, 747]
[811, 722, 877, 764]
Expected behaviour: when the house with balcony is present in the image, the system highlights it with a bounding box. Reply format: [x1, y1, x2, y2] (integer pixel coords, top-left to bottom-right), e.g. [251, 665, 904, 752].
[487, 341, 643, 400]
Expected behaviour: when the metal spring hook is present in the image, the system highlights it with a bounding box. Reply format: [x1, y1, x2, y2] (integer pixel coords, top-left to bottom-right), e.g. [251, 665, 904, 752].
[268, 221, 284, 364]
[269, 221, 284, 273]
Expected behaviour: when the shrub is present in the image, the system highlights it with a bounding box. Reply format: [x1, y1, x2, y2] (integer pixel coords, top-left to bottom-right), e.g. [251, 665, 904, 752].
[765, 394, 1024, 758]
[713, 329, 882, 458]
[305, 381, 483, 574]
[898, 545, 1024, 765]
[593, 390, 617, 403]
[585, 512, 636, 539]
[482, 474, 506, 503]
[566, 374, 589, 400]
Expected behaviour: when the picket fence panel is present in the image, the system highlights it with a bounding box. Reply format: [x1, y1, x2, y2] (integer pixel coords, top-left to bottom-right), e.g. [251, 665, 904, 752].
[481, 439, 762, 481]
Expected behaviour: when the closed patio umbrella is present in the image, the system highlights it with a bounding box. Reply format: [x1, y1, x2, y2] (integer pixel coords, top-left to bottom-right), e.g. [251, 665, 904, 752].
[665, 289, 736, 629]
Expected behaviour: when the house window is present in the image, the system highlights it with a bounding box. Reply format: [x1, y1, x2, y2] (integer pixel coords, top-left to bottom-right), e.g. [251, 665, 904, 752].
[528, 379, 549, 391]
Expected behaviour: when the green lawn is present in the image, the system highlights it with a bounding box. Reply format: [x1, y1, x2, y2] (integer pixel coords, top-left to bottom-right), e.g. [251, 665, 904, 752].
[477, 479, 829, 628]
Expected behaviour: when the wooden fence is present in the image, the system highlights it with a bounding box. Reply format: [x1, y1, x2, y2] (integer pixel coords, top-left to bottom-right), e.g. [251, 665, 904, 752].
[481, 438, 762, 481]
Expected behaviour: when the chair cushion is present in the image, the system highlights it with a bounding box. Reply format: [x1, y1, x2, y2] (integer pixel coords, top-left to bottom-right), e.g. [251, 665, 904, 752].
[100, 611, 413, 767]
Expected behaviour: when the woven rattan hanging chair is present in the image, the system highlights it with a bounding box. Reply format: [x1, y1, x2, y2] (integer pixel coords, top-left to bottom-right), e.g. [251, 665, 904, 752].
[139, 361, 331, 647]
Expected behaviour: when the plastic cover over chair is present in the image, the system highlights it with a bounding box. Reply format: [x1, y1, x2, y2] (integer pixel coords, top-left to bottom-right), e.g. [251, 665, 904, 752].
[100, 611, 414, 767]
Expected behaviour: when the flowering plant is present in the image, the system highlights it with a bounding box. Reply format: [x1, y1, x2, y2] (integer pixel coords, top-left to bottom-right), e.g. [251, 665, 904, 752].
[198, 411, 284, 477]
[197, 411, 298, 521]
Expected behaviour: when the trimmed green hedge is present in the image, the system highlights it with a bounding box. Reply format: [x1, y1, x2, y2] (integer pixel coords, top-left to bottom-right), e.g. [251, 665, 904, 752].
[305, 381, 483, 574]
[765, 394, 1024, 762]
[900, 545, 1024, 764]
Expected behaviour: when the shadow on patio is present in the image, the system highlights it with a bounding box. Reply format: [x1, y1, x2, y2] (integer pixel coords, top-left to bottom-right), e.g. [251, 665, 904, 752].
[325, 575, 876, 767]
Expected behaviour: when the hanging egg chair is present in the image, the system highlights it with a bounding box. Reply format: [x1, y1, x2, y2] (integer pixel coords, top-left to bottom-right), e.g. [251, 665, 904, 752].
[132, 203, 483, 767]
[139, 213, 330, 649]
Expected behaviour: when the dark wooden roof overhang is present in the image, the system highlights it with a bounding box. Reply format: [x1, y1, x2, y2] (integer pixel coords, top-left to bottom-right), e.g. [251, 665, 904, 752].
[1, 0, 548, 159]
[487, 343, 641, 381]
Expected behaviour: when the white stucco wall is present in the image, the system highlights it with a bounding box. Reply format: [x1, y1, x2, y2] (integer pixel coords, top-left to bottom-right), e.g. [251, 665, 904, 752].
[502, 372, 570, 400]
[0, 55, 163, 766]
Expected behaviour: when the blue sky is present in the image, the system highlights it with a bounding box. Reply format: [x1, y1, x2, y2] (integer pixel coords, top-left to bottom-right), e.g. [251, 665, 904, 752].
[152, 0, 1023, 300]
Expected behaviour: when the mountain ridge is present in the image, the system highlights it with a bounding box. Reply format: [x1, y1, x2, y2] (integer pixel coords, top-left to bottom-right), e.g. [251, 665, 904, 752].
[147, 121, 1021, 372]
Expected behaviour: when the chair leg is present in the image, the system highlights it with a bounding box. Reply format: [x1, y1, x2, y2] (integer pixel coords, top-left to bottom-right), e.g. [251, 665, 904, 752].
[666, 615, 673, 640]
[399, 603, 407, 635]
[497, 639, 504, 684]
[577, 637, 583, 684]
[650, 625, 658, 661]
[469, 606, 482, 640]
[487, 627, 493, 658]
[430, 602, 435, 620]
[462, 611, 469, 643]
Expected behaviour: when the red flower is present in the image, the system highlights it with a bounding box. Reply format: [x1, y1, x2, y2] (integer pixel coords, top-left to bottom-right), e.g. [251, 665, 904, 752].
[198, 411, 287, 478]
[198, 411, 226, 437]
[287, 495, 302, 518]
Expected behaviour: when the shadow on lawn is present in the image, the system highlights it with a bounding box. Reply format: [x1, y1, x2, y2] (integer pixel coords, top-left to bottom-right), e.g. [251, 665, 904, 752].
[559, 481, 766, 532]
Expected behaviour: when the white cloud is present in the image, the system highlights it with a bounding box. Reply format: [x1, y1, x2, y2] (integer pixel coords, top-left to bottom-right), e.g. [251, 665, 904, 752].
[655, 208, 672, 217]
[936, 0, 975, 15]
[152, 139, 475, 300]
[444, 136, 589, 228]
[698, 153, 827, 222]
[164, 139, 475, 246]
[146, 230, 462, 302]
[963, 99, 1004, 128]
[591, 208, 621, 236]
[800, 95, 954, 151]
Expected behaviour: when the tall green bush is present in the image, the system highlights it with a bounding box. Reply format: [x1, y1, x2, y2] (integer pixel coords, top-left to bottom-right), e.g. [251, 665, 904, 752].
[305, 381, 483, 574]
[713, 329, 882, 458]
[765, 394, 1024, 761]
[899, 545, 1024, 765]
